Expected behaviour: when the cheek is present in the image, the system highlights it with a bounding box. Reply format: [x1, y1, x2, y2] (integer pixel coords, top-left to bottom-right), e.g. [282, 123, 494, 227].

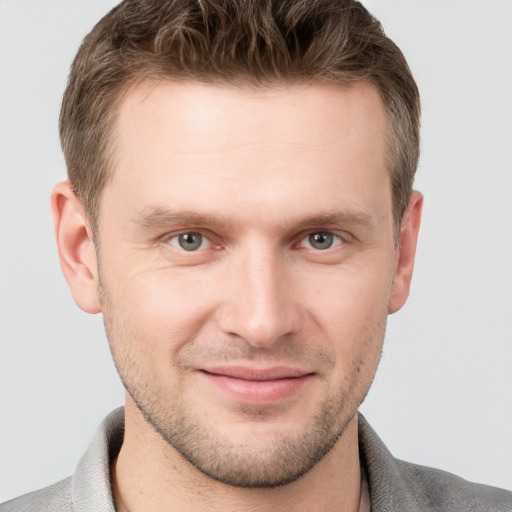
[306, 262, 393, 329]
[303, 265, 391, 372]
[101, 263, 221, 353]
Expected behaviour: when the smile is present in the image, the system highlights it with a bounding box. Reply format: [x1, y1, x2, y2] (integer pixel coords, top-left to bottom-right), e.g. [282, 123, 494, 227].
[199, 366, 314, 403]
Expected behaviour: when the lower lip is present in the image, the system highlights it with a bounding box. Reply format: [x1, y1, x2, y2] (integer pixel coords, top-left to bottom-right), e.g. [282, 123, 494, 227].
[201, 372, 312, 403]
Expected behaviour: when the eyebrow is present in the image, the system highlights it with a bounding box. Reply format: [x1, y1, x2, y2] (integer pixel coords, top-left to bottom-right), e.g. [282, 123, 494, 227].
[292, 212, 373, 230]
[131, 208, 236, 230]
[131, 207, 373, 232]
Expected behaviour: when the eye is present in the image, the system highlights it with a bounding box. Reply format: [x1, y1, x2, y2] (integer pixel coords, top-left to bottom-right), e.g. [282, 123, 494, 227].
[299, 232, 343, 250]
[168, 232, 210, 251]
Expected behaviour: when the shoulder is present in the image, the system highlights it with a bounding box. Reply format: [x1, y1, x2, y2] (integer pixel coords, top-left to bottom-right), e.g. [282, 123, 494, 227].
[395, 458, 512, 512]
[0, 408, 124, 512]
[0, 477, 73, 512]
[358, 413, 512, 512]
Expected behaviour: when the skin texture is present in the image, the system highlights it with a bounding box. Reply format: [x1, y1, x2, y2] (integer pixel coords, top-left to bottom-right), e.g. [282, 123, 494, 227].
[51, 80, 422, 512]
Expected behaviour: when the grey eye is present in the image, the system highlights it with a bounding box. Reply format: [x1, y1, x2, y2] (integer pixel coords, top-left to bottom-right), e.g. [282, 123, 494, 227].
[307, 232, 334, 250]
[177, 232, 204, 251]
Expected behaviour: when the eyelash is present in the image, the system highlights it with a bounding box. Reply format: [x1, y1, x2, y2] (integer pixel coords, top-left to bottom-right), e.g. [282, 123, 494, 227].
[297, 232, 344, 251]
[164, 230, 348, 253]
[166, 231, 216, 252]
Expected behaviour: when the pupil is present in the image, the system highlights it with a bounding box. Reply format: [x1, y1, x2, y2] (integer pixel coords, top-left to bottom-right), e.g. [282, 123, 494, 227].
[310, 232, 333, 250]
[179, 233, 202, 250]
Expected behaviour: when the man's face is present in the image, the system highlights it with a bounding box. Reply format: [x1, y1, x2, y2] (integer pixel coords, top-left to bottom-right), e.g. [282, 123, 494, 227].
[96, 80, 399, 487]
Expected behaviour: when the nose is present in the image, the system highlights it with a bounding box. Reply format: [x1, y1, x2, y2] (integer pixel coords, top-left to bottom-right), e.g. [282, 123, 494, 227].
[217, 246, 301, 348]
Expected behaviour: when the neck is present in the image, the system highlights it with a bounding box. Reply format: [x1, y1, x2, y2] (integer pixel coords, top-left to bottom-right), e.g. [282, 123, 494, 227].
[112, 397, 362, 512]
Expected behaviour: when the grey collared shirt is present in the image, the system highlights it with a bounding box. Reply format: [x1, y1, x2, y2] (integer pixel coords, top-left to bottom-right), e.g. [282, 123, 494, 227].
[1, 408, 511, 511]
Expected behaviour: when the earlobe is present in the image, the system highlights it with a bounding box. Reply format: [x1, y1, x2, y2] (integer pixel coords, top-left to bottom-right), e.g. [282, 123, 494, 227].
[50, 181, 101, 314]
[389, 190, 423, 314]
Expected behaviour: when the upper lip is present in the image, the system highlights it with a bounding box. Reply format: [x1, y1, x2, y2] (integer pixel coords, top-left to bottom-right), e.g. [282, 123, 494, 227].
[201, 366, 312, 381]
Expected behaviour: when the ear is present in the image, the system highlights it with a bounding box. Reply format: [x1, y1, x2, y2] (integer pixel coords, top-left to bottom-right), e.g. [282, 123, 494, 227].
[50, 181, 101, 314]
[389, 190, 423, 314]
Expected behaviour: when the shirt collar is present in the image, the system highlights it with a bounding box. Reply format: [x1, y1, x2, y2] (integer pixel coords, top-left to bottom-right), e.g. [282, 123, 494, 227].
[70, 408, 404, 512]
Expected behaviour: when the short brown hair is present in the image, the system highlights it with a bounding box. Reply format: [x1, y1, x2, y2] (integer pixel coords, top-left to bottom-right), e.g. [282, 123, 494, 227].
[60, 0, 420, 235]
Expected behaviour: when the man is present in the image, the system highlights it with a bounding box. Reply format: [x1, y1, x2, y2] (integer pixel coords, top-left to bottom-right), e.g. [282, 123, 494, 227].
[1, 0, 511, 510]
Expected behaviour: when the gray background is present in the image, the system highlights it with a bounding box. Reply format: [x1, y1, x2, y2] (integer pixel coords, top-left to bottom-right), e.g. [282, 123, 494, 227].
[1, 0, 511, 502]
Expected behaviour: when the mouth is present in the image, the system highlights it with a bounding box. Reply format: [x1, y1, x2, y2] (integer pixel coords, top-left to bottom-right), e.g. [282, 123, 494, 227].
[199, 366, 314, 403]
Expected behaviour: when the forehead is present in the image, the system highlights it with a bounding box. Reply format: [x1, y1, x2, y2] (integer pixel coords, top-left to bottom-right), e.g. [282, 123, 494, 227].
[115, 79, 387, 156]
[102, 79, 390, 230]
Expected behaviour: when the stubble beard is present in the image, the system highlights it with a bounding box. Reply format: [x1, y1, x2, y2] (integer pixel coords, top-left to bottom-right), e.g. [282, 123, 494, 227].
[100, 282, 385, 489]
[128, 379, 355, 488]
